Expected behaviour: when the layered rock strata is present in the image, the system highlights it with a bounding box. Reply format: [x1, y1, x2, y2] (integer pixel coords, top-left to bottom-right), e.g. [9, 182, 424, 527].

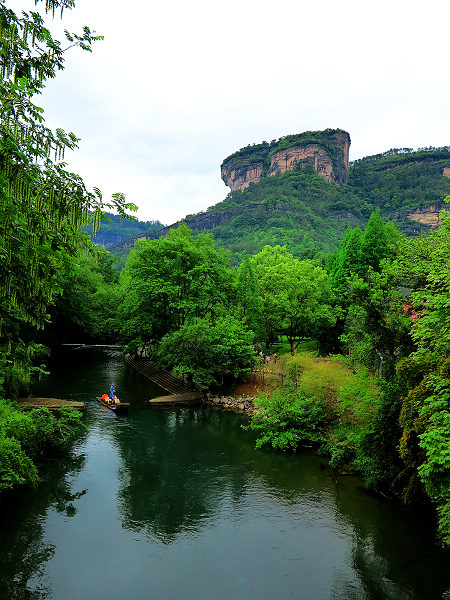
[268, 144, 334, 181]
[220, 163, 263, 192]
[221, 129, 350, 192]
[407, 204, 448, 228]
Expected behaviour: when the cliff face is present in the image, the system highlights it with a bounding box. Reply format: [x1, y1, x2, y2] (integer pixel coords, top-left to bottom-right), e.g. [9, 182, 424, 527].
[407, 204, 448, 228]
[268, 145, 332, 179]
[269, 130, 350, 184]
[220, 163, 263, 192]
[221, 129, 350, 191]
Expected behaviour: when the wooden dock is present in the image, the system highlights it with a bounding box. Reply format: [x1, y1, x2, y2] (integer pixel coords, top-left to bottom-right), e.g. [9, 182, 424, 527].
[18, 398, 85, 411]
[149, 392, 204, 406]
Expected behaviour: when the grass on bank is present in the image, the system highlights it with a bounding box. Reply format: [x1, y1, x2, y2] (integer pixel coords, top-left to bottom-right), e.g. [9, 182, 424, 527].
[245, 352, 380, 468]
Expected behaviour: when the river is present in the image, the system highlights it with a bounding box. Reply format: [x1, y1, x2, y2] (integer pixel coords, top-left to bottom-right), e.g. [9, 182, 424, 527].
[0, 346, 449, 599]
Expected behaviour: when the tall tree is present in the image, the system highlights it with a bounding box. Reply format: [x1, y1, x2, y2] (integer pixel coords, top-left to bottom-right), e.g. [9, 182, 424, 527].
[250, 245, 293, 345]
[0, 0, 135, 396]
[340, 267, 412, 376]
[361, 208, 399, 272]
[251, 246, 335, 353]
[235, 258, 264, 341]
[331, 226, 364, 298]
[119, 225, 233, 352]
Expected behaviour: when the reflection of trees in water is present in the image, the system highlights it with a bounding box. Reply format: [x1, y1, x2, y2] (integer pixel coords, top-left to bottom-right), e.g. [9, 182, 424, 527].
[114, 405, 450, 598]
[330, 538, 413, 600]
[330, 479, 450, 600]
[116, 408, 253, 543]
[114, 407, 336, 544]
[0, 452, 87, 600]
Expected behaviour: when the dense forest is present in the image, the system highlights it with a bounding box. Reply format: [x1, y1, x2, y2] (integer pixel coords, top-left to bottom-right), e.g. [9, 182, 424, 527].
[1, 0, 450, 577]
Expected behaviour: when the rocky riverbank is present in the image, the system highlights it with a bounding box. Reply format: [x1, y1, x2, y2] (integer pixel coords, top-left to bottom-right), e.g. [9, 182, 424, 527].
[206, 394, 257, 416]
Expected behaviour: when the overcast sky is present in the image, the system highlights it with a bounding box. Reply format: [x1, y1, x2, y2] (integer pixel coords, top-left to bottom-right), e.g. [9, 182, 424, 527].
[17, 0, 450, 225]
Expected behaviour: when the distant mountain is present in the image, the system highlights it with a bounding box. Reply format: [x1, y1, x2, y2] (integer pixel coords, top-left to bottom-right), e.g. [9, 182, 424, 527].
[114, 130, 450, 259]
[82, 213, 164, 248]
[221, 128, 350, 190]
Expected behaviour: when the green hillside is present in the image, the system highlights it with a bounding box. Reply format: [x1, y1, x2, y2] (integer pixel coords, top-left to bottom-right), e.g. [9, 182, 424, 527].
[206, 168, 367, 258]
[109, 146, 450, 262]
[348, 147, 450, 226]
[201, 147, 450, 258]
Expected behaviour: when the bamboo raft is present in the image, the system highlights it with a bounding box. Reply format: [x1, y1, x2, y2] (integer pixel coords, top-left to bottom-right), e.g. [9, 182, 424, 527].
[18, 398, 85, 411]
[96, 396, 130, 414]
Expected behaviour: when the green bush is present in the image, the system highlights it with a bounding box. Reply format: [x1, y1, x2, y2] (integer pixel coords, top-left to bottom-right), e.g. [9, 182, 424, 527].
[245, 386, 326, 451]
[0, 436, 39, 491]
[0, 399, 87, 492]
[352, 379, 404, 491]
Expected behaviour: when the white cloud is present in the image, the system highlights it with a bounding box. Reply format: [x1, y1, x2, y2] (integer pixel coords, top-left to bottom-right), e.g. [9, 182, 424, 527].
[17, 0, 450, 223]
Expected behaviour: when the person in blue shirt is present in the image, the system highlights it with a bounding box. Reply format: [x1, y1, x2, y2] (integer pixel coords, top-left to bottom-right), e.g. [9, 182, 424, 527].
[110, 383, 115, 399]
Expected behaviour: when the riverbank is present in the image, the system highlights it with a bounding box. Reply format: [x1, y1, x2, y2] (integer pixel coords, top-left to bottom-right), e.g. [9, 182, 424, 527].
[206, 393, 256, 415]
[208, 352, 380, 473]
[0, 398, 86, 493]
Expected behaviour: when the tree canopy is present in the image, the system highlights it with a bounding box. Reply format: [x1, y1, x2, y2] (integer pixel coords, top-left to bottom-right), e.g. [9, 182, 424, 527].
[119, 225, 233, 351]
[0, 0, 135, 329]
[251, 245, 335, 353]
[0, 0, 135, 398]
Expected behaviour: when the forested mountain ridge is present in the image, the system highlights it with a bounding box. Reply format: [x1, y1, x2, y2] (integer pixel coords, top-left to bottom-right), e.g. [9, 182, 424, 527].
[115, 138, 450, 259]
[82, 212, 164, 248]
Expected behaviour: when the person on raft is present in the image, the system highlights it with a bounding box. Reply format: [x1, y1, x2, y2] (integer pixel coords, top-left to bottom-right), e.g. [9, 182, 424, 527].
[109, 384, 120, 405]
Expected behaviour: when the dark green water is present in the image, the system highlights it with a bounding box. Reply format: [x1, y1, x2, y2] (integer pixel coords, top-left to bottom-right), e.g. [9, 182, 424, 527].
[0, 347, 449, 599]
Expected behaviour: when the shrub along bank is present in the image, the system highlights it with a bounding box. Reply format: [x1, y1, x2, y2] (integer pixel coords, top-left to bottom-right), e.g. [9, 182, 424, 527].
[245, 353, 380, 459]
[0, 400, 86, 492]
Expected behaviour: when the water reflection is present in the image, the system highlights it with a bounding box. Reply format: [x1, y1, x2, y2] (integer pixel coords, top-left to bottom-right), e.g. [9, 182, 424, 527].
[113, 406, 338, 539]
[115, 408, 252, 542]
[5, 346, 448, 600]
[331, 478, 450, 600]
[0, 452, 86, 599]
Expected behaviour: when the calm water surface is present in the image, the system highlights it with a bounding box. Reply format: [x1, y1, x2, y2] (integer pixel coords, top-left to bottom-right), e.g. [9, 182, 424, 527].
[0, 347, 449, 599]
